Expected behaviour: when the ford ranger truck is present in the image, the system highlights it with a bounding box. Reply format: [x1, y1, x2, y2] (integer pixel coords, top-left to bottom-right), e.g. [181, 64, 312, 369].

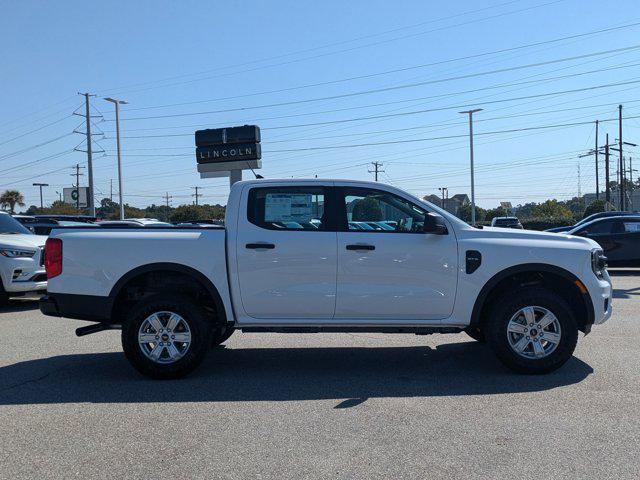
[39, 179, 612, 379]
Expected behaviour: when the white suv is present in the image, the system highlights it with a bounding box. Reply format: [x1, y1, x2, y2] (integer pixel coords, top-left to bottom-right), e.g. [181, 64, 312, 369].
[0, 212, 48, 305]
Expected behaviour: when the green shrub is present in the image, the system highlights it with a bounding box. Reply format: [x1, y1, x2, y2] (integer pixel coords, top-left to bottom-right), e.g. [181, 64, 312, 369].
[521, 217, 574, 231]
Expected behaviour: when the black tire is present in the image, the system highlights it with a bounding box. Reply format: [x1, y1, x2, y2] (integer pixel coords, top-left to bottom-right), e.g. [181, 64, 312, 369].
[122, 294, 212, 379]
[211, 325, 234, 347]
[485, 287, 579, 374]
[0, 282, 8, 307]
[464, 327, 486, 343]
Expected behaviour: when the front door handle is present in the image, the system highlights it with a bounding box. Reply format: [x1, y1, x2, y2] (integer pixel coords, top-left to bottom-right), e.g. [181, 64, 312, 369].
[246, 243, 275, 249]
[346, 244, 375, 251]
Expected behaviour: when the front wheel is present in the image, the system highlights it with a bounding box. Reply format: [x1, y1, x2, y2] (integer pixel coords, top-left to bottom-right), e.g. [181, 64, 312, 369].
[485, 288, 578, 374]
[122, 294, 212, 379]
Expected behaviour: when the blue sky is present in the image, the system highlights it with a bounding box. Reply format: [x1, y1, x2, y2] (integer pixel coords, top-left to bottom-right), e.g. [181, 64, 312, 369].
[2, 0, 640, 209]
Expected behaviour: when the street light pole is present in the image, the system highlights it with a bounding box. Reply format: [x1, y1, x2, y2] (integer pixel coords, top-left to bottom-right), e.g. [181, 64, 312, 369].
[32, 183, 49, 209]
[104, 97, 128, 220]
[460, 108, 483, 225]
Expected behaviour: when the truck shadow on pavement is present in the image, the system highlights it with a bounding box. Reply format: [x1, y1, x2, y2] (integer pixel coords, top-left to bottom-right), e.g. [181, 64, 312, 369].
[0, 299, 41, 314]
[0, 342, 593, 407]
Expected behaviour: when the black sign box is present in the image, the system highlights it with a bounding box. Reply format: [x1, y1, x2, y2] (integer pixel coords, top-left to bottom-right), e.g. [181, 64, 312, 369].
[197, 143, 262, 163]
[195, 125, 260, 147]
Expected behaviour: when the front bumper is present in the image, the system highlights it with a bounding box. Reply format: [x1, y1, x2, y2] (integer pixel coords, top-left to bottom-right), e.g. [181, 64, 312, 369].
[590, 270, 613, 325]
[0, 257, 47, 294]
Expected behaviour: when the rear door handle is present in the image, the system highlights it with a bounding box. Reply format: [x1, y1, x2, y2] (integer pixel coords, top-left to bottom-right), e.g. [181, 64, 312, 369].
[246, 243, 275, 249]
[346, 244, 375, 251]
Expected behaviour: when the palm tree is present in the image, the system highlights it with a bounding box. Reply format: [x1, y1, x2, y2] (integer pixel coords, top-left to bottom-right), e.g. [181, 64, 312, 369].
[0, 190, 25, 214]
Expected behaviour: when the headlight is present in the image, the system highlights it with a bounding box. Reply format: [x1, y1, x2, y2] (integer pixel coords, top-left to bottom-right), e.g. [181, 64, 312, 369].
[591, 249, 607, 278]
[0, 248, 36, 258]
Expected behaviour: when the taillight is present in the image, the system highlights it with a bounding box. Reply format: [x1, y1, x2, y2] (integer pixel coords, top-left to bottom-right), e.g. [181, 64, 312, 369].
[45, 238, 63, 279]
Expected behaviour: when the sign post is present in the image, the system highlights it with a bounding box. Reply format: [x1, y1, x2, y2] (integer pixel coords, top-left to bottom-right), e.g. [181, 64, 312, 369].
[195, 125, 262, 186]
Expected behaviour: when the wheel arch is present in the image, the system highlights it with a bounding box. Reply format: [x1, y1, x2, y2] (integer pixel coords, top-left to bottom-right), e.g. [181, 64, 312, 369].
[108, 262, 227, 324]
[470, 263, 595, 333]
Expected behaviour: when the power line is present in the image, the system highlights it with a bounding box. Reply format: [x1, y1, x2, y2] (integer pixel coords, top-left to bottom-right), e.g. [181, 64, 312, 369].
[125, 20, 640, 112]
[0, 132, 74, 162]
[112, 79, 640, 138]
[110, 44, 640, 122]
[98, 0, 565, 96]
[103, 59, 640, 135]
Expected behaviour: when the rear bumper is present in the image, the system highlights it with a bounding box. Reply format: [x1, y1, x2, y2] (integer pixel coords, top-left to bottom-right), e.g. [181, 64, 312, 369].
[39, 293, 112, 322]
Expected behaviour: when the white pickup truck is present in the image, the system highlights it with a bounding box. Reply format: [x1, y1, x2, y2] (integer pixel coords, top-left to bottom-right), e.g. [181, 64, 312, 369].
[40, 179, 612, 378]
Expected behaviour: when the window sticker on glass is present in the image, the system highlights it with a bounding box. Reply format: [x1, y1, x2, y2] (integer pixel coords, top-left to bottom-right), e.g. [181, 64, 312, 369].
[265, 194, 313, 223]
[624, 222, 640, 232]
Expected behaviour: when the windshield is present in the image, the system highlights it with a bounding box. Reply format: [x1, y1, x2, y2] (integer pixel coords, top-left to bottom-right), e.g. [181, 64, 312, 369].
[0, 214, 33, 235]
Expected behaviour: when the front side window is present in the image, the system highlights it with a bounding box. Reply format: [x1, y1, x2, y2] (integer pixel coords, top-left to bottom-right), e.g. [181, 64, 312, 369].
[248, 187, 326, 231]
[579, 219, 614, 235]
[340, 188, 427, 233]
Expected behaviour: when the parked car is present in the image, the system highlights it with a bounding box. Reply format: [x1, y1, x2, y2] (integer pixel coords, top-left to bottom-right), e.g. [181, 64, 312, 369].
[0, 212, 48, 305]
[491, 217, 523, 229]
[564, 215, 640, 267]
[41, 179, 612, 378]
[546, 211, 637, 233]
[13, 215, 97, 235]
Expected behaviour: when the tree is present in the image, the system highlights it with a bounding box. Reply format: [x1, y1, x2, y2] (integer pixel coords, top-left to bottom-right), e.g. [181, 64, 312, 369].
[456, 203, 486, 222]
[0, 190, 25, 214]
[96, 198, 118, 218]
[170, 204, 211, 223]
[531, 200, 573, 219]
[484, 206, 508, 222]
[352, 197, 382, 221]
[26, 201, 83, 215]
[582, 200, 606, 219]
[562, 197, 585, 221]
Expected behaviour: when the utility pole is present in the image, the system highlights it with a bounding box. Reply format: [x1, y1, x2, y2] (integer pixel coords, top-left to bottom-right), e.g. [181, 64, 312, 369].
[619, 105, 624, 211]
[32, 183, 49, 209]
[56, 191, 62, 202]
[191, 186, 202, 206]
[110, 179, 113, 202]
[438, 187, 448, 209]
[104, 98, 128, 219]
[460, 108, 482, 226]
[595, 120, 599, 200]
[577, 161, 582, 198]
[78, 93, 97, 216]
[368, 161, 384, 181]
[163, 192, 173, 221]
[605, 134, 611, 208]
[70, 164, 85, 211]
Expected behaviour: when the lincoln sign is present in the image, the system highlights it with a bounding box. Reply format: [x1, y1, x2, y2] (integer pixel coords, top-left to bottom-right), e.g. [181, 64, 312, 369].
[195, 125, 261, 164]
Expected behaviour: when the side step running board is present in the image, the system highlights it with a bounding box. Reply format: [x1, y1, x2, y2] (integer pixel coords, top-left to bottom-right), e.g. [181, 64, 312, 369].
[76, 323, 121, 337]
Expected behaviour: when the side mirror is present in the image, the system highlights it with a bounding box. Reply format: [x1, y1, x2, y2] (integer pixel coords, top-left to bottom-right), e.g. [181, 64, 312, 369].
[423, 213, 448, 235]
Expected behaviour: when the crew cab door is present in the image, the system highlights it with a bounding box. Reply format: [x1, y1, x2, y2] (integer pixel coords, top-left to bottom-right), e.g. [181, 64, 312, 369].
[235, 185, 338, 319]
[334, 187, 458, 320]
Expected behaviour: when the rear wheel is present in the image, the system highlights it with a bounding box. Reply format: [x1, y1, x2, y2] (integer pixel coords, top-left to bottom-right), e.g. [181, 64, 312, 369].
[122, 294, 212, 379]
[485, 288, 578, 374]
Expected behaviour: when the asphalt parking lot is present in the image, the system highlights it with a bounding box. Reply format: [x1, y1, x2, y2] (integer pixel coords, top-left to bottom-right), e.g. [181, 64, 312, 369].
[1, 271, 639, 480]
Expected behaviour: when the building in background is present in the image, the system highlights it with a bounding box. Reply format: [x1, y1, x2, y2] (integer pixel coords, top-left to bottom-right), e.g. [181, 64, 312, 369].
[423, 193, 470, 216]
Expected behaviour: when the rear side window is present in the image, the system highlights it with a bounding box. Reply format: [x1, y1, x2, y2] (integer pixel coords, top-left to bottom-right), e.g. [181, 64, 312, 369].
[247, 187, 327, 231]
